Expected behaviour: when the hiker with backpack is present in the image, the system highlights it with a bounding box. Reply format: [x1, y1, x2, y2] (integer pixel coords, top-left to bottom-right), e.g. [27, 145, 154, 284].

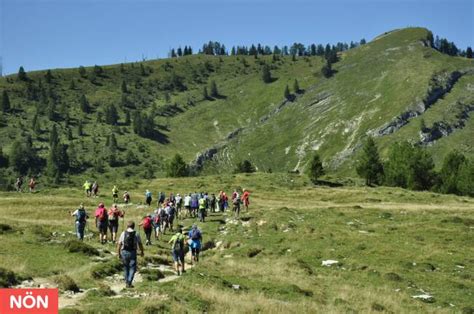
[169, 226, 186, 276]
[166, 203, 176, 232]
[159, 205, 169, 234]
[123, 191, 130, 204]
[188, 224, 202, 264]
[94, 202, 109, 244]
[117, 221, 144, 288]
[184, 193, 191, 218]
[152, 209, 161, 240]
[108, 204, 124, 243]
[190, 192, 199, 217]
[15, 177, 23, 192]
[232, 189, 241, 217]
[28, 177, 36, 193]
[209, 193, 216, 213]
[112, 185, 119, 203]
[198, 196, 206, 222]
[71, 203, 89, 240]
[91, 181, 99, 197]
[139, 215, 153, 245]
[175, 193, 183, 219]
[158, 192, 166, 206]
[242, 189, 250, 211]
[83, 180, 92, 197]
[145, 190, 152, 206]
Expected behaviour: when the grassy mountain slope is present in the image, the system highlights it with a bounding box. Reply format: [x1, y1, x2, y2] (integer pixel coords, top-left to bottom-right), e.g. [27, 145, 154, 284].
[0, 27, 472, 182]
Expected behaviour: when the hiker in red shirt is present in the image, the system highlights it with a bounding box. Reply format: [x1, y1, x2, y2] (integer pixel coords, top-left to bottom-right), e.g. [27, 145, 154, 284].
[95, 203, 108, 244]
[139, 215, 153, 246]
[242, 189, 250, 211]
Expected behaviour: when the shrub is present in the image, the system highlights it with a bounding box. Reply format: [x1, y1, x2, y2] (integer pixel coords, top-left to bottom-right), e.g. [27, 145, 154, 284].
[64, 240, 100, 256]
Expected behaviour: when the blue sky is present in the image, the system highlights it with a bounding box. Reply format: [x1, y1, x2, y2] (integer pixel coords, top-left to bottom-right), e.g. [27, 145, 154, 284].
[0, 0, 472, 75]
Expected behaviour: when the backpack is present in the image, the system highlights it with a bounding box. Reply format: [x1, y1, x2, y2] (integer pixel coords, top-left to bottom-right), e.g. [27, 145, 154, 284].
[143, 217, 152, 229]
[191, 229, 200, 240]
[123, 231, 136, 251]
[99, 208, 107, 221]
[76, 209, 87, 223]
[153, 215, 160, 225]
[173, 234, 184, 251]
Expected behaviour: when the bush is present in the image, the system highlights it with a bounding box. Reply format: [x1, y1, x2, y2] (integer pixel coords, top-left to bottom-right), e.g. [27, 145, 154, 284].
[0, 268, 19, 287]
[64, 240, 100, 256]
[90, 260, 122, 279]
[87, 283, 115, 297]
[53, 275, 80, 292]
[0, 223, 14, 234]
[234, 160, 255, 173]
[307, 154, 324, 184]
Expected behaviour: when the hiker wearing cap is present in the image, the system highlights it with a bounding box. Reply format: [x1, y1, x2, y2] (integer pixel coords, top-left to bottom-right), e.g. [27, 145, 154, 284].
[188, 224, 202, 264]
[145, 190, 152, 206]
[112, 185, 119, 203]
[71, 204, 89, 240]
[108, 204, 124, 243]
[139, 215, 153, 245]
[95, 202, 108, 244]
[169, 226, 186, 275]
[117, 221, 144, 288]
[242, 189, 250, 211]
[123, 191, 130, 204]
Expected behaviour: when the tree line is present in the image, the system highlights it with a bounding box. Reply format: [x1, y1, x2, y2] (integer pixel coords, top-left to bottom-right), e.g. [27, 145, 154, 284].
[354, 138, 473, 196]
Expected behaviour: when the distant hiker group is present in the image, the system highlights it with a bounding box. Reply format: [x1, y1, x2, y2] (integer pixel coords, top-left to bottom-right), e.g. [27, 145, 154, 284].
[14, 176, 36, 192]
[71, 184, 251, 288]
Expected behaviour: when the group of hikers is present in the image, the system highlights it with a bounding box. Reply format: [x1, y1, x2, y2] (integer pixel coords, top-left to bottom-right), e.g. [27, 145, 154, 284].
[72, 184, 251, 288]
[14, 176, 36, 192]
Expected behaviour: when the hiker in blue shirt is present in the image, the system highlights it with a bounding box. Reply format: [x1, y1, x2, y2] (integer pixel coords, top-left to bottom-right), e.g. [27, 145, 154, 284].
[70, 204, 89, 240]
[188, 224, 202, 264]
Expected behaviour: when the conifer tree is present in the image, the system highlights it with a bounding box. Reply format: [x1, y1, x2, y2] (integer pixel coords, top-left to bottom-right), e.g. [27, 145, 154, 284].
[45, 70, 53, 84]
[121, 80, 128, 93]
[262, 64, 272, 83]
[210, 80, 219, 97]
[79, 94, 91, 113]
[467, 47, 473, 59]
[202, 86, 209, 100]
[18, 66, 27, 81]
[356, 137, 383, 186]
[307, 154, 324, 183]
[167, 154, 188, 177]
[1, 90, 10, 112]
[293, 79, 300, 93]
[284, 85, 291, 100]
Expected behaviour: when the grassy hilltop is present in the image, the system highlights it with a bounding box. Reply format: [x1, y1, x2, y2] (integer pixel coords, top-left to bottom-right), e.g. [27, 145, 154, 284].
[0, 27, 473, 184]
[0, 173, 473, 313]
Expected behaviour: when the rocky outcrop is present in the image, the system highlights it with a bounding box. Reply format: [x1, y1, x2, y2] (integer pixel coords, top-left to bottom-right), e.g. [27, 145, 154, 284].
[419, 103, 474, 145]
[371, 70, 468, 136]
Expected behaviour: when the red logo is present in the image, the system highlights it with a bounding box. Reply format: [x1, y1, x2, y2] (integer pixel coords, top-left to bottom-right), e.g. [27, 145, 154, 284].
[0, 289, 58, 314]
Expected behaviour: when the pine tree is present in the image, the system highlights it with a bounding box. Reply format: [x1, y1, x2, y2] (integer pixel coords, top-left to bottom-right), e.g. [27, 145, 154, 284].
[384, 141, 413, 188]
[407, 147, 435, 190]
[203, 86, 209, 100]
[307, 154, 324, 184]
[121, 80, 128, 93]
[79, 94, 91, 113]
[262, 64, 272, 83]
[321, 61, 333, 78]
[69, 79, 76, 90]
[0, 146, 8, 168]
[124, 110, 131, 125]
[284, 85, 291, 100]
[438, 150, 466, 194]
[356, 137, 383, 186]
[210, 80, 218, 97]
[32, 114, 41, 135]
[78, 66, 87, 78]
[457, 159, 474, 196]
[467, 47, 473, 59]
[49, 124, 59, 147]
[167, 153, 188, 177]
[104, 104, 119, 125]
[18, 66, 27, 81]
[293, 79, 300, 93]
[1, 90, 11, 112]
[45, 70, 53, 84]
[77, 121, 83, 136]
[140, 63, 146, 76]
